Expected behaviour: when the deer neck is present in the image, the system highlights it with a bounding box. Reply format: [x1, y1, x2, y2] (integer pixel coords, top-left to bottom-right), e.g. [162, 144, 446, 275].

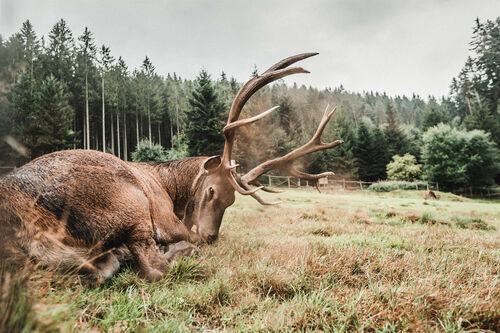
[146, 157, 206, 221]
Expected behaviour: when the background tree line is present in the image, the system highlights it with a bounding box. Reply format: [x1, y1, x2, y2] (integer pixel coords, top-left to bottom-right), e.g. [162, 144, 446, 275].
[0, 18, 498, 191]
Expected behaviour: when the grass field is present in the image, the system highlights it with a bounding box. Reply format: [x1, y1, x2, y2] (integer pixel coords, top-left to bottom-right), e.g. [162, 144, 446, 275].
[5, 189, 500, 332]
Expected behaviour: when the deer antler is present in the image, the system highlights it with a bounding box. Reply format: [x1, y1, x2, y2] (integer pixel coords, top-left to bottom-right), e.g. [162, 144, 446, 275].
[221, 53, 343, 205]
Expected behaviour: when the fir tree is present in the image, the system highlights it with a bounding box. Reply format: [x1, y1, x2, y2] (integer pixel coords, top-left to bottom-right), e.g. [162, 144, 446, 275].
[384, 103, 408, 157]
[185, 70, 226, 156]
[354, 119, 373, 181]
[13, 74, 74, 158]
[44, 19, 74, 84]
[370, 126, 390, 180]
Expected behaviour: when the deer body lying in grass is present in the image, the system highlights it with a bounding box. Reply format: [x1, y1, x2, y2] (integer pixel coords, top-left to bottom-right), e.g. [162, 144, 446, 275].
[0, 53, 343, 284]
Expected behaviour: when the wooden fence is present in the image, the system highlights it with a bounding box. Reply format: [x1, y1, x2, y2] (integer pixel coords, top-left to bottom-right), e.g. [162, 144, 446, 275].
[261, 175, 438, 191]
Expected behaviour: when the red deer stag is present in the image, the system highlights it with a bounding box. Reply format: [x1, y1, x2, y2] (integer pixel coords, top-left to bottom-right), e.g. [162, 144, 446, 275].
[0, 53, 343, 283]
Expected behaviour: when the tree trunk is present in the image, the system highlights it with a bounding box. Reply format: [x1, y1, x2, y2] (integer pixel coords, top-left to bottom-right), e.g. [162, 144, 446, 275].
[123, 112, 128, 161]
[83, 113, 86, 149]
[170, 118, 173, 147]
[85, 73, 90, 149]
[148, 94, 152, 147]
[102, 76, 105, 152]
[111, 113, 115, 155]
[158, 123, 161, 146]
[95, 128, 98, 151]
[117, 112, 121, 159]
[135, 95, 139, 146]
[176, 89, 180, 134]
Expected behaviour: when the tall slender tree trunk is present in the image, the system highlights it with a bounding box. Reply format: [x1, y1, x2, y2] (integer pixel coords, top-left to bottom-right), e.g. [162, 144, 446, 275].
[95, 128, 98, 151]
[102, 76, 105, 152]
[73, 115, 76, 149]
[147, 94, 152, 147]
[83, 112, 87, 149]
[170, 118, 174, 147]
[117, 112, 121, 159]
[85, 73, 90, 149]
[175, 87, 180, 134]
[135, 95, 139, 145]
[111, 113, 115, 155]
[158, 123, 161, 146]
[136, 111, 139, 146]
[123, 112, 128, 161]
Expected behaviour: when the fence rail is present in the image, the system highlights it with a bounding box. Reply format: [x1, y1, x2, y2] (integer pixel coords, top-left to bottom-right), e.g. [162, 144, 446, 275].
[260, 175, 440, 191]
[256, 175, 500, 198]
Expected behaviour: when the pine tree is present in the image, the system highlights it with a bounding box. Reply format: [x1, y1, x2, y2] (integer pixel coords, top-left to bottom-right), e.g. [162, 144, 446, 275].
[422, 96, 448, 131]
[353, 119, 373, 181]
[141, 56, 155, 145]
[13, 74, 74, 158]
[76, 27, 96, 149]
[44, 19, 74, 84]
[185, 70, 226, 156]
[11, 71, 37, 145]
[384, 103, 408, 157]
[370, 126, 390, 180]
[19, 20, 40, 81]
[99, 45, 114, 152]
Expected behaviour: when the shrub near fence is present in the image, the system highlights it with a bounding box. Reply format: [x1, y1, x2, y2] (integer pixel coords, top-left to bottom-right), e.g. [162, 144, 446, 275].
[368, 180, 435, 192]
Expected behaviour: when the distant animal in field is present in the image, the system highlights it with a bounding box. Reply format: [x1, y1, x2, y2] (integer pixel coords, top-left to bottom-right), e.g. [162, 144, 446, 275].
[424, 190, 438, 200]
[347, 186, 357, 191]
[0, 53, 343, 284]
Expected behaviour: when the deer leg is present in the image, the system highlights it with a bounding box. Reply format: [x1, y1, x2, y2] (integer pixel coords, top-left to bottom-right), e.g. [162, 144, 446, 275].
[90, 250, 121, 281]
[154, 214, 202, 245]
[159, 241, 200, 262]
[126, 226, 169, 282]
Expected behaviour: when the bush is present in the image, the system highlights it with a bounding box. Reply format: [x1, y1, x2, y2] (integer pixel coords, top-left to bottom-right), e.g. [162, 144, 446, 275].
[166, 133, 189, 160]
[368, 180, 433, 192]
[421, 124, 499, 189]
[131, 140, 167, 162]
[386, 154, 422, 181]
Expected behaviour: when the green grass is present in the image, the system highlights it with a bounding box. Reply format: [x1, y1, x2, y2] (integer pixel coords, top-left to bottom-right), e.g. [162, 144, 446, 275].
[17, 189, 500, 331]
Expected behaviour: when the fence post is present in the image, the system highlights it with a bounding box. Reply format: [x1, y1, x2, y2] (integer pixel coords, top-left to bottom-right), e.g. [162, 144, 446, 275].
[436, 183, 439, 191]
[298, 179, 301, 187]
[416, 183, 418, 190]
[342, 178, 345, 190]
[287, 177, 290, 188]
[360, 182, 363, 190]
[306, 180, 309, 187]
[268, 175, 271, 187]
[426, 182, 429, 190]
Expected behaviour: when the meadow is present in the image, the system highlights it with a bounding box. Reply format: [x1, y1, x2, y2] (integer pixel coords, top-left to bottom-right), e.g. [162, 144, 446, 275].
[4, 189, 500, 332]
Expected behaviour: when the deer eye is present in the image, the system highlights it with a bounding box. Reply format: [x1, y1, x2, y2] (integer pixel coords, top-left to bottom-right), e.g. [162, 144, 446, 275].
[209, 187, 215, 196]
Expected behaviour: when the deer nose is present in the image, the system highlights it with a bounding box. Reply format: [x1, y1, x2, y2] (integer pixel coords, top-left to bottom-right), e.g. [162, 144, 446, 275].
[206, 234, 218, 244]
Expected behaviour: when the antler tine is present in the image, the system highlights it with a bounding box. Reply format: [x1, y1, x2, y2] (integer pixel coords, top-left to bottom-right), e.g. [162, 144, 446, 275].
[250, 192, 282, 206]
[263, 52, 319, 74]
[241, 103, 344, 188]
[249, 180, 284, 193]
[239, 180, 282, 205]
[312, 104, 337, 144]
[223, 106, 279, 134]
[221, 53, 319, 168]
[227, 171, 263, 195]
[287, 169, 335, 180]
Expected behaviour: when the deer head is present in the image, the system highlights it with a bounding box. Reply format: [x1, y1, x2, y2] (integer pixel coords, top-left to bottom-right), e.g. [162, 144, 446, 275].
[188, 53, 343, 243]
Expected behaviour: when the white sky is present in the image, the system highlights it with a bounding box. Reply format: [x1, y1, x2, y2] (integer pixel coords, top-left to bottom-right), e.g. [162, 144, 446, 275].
[1, 0, 498, 98]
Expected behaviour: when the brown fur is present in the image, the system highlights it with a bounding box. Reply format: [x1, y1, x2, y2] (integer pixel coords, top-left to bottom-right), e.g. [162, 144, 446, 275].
[424, 190, 438, 200]
[0, 150, 233, 283]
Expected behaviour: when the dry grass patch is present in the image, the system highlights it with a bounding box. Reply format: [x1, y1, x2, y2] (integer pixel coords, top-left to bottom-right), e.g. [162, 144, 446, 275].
[7, 189, 500, 331]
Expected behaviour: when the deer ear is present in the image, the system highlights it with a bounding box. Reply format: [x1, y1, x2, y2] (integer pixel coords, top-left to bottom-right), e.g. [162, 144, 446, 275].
[203, 156, 221, 173]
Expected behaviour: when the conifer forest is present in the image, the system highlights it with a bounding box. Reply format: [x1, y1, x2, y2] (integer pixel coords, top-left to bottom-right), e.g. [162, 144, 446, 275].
[0, 18, 499, 192]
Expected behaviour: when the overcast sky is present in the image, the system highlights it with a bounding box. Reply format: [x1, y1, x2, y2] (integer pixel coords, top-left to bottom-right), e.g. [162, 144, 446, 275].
[1, 0, 498, 98]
